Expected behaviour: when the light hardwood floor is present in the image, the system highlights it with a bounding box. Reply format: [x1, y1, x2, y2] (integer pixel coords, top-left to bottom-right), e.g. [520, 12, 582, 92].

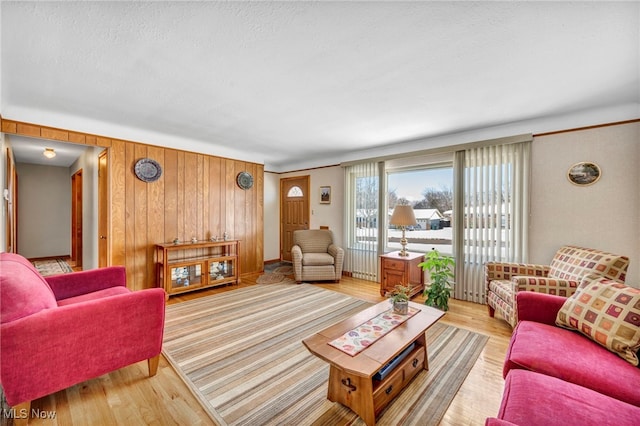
[17, 274, 513, 426]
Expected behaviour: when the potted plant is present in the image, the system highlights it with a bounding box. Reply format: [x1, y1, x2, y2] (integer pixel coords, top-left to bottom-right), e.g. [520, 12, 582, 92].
[419, 249, 455, 311]
[386, 283, 414, 315]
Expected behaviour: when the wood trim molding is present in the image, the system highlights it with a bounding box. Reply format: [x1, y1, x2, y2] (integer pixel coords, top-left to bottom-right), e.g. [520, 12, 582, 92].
[533, 118, 640, 138]
[1, 118, 112, 147]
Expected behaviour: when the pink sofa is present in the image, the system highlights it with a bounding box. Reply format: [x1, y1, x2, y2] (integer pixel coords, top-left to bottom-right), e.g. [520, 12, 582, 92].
[486, 291, 640, 425]
[0, 253, 166, 421]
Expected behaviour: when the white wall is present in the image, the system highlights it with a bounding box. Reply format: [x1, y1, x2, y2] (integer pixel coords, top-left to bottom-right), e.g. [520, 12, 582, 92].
[263, 172, 280, 261]
[530, 122, 639, 285]
[16, 163, 71, 258]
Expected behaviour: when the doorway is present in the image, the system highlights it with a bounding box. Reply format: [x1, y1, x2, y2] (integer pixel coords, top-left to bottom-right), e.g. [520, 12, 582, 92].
[5, 135, 105, 268]
[280, 175, 310, 261]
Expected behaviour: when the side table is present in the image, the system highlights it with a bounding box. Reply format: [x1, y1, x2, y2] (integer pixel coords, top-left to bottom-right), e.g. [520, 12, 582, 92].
[379, 251, 424, 298]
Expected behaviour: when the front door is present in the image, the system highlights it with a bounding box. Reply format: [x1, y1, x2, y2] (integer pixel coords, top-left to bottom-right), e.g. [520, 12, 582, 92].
[280, 176, 310, 261]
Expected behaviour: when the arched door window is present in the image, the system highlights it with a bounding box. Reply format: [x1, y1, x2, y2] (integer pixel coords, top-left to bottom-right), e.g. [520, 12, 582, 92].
[287, 186, 303, 197]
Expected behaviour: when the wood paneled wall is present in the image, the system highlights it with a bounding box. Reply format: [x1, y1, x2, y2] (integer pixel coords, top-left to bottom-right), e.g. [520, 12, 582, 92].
[1, 118, 264, 290]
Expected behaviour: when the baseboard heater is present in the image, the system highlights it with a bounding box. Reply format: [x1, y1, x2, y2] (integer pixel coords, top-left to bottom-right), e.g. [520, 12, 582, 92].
[373, 342, 416, 381]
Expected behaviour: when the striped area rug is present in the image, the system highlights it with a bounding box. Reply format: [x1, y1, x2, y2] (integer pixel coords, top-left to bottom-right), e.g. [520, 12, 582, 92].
[163, 284, 488, 426]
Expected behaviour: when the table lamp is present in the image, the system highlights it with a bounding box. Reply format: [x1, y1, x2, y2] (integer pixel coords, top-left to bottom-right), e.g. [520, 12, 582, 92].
[389, 204, 417, 257]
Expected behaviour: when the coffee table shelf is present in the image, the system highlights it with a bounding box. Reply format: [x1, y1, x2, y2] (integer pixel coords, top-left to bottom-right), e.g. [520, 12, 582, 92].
[302, 300, 444, 426]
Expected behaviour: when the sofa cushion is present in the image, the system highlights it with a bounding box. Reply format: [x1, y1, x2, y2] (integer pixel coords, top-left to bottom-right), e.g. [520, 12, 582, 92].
[548, 245, 629, 282]
[495, 369, 640, 426]
[504, 320, 640, 407]
[0, 253, 58, 323]
[302, 252, 335, 266]
[556, 275, 640, 366]
[57, 286, 131, 306]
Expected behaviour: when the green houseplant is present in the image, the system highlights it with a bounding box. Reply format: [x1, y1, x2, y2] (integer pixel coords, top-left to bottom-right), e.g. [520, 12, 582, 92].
[386, 284, 414, 315]
[419, 249, 455, 311]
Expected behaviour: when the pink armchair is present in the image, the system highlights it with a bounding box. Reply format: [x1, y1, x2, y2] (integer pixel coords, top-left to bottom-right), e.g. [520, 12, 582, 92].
[0, 253, 165, 423]
[485, 245, 629, 327]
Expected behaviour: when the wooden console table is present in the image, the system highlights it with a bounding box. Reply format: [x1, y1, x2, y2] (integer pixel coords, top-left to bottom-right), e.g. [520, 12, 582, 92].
[302, 300, 444, 426]
[155, 240, 240, 298]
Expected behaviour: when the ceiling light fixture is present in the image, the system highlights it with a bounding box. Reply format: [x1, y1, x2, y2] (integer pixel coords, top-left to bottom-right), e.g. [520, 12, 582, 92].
[43, 148, 56, 159]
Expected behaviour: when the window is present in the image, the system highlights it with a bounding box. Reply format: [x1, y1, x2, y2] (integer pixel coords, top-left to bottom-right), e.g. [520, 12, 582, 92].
[454, 140, 531, 303]
[344, 162, 381, 281]
[386, 165, 453, 255]
[287, 186, 303, 197]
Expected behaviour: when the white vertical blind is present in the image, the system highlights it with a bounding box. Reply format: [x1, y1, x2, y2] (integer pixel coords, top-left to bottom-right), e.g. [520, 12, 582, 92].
[343, 161, 382, 281]
[454, 141, 531, 303]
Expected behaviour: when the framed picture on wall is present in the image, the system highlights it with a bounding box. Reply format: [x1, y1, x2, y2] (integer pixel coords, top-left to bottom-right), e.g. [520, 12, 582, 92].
[320, 186, 331, 204]
[567, 162, 601, 186]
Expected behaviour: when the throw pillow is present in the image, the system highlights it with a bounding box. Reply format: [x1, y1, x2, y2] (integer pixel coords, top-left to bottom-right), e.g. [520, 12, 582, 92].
[556, 274, 640, 366]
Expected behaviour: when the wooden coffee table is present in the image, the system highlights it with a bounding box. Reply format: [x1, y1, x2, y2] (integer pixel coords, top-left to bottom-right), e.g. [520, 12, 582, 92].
[302, 299, 444, 426]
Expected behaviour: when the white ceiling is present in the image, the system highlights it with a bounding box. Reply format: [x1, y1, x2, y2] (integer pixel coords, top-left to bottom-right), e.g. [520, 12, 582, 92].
[2, 1, 639, 172]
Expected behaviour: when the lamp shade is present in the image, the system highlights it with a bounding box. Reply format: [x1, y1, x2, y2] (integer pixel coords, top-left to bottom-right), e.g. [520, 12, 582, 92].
[389, 205, 417, 227]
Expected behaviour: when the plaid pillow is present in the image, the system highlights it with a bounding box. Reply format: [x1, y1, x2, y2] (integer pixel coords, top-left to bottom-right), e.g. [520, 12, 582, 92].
[556, 274, 640, 366]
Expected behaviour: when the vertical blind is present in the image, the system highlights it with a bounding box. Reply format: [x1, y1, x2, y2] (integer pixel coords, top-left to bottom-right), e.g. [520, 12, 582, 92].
[454, 141, 531, 303]
[343, 161, 383, 281]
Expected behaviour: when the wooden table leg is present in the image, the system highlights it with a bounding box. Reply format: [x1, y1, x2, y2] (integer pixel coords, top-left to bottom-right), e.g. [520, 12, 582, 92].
[417, 332, 429, 371]
[327, 366, 376, 426]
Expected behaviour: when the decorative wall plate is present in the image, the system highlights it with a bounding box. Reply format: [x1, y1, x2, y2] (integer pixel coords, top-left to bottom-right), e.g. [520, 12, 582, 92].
[134, 158, 162, 183]
[236, 171, 254, 190]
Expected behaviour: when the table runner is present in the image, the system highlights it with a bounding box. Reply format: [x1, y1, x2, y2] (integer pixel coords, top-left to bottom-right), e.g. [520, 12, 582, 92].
[328, 306, 421, 356]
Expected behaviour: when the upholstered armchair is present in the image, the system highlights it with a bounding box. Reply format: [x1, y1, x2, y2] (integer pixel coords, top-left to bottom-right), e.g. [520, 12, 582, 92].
[485, 245, 630, 328]
[0, 253, 166, 423]
[291, 229, 344, 283]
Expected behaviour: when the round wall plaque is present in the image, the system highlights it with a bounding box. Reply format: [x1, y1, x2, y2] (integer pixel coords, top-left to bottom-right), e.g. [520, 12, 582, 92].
[236, 171, 254, 190]
[567, 161, 601, 186]
[134, 158, 162, 183]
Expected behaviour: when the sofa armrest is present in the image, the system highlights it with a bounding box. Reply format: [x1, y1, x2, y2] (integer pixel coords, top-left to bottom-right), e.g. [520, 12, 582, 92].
[46, 266, 126, 300]
[291, 245, 303, 281]
[0, 288, 165, 406]
[328, 244, 345, 278]
[485, 262, 550, 283]
[485, 419, 519, 426]
[516, 292, 566, 325]
[510, 276, 579, 297]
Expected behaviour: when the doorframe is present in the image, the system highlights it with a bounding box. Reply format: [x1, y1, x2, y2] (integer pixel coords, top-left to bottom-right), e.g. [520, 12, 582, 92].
[279, 175, 310, 261]
[98, 149, 109, 267]
[71, 169, 83, 268]
[5, 147, 17, 253]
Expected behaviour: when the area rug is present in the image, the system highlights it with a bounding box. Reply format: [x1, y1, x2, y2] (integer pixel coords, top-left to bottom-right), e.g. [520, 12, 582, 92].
[163, 285, 488, 426]
[31, 258, 73, 276]
[257, 262, 295, 284]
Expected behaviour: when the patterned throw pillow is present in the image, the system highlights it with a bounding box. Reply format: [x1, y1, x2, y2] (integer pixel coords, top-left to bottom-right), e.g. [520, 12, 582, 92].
[556, 274, 640, 366]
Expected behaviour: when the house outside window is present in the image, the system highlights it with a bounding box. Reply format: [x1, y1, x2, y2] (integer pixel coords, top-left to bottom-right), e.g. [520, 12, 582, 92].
[386, 165, 453, 255]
